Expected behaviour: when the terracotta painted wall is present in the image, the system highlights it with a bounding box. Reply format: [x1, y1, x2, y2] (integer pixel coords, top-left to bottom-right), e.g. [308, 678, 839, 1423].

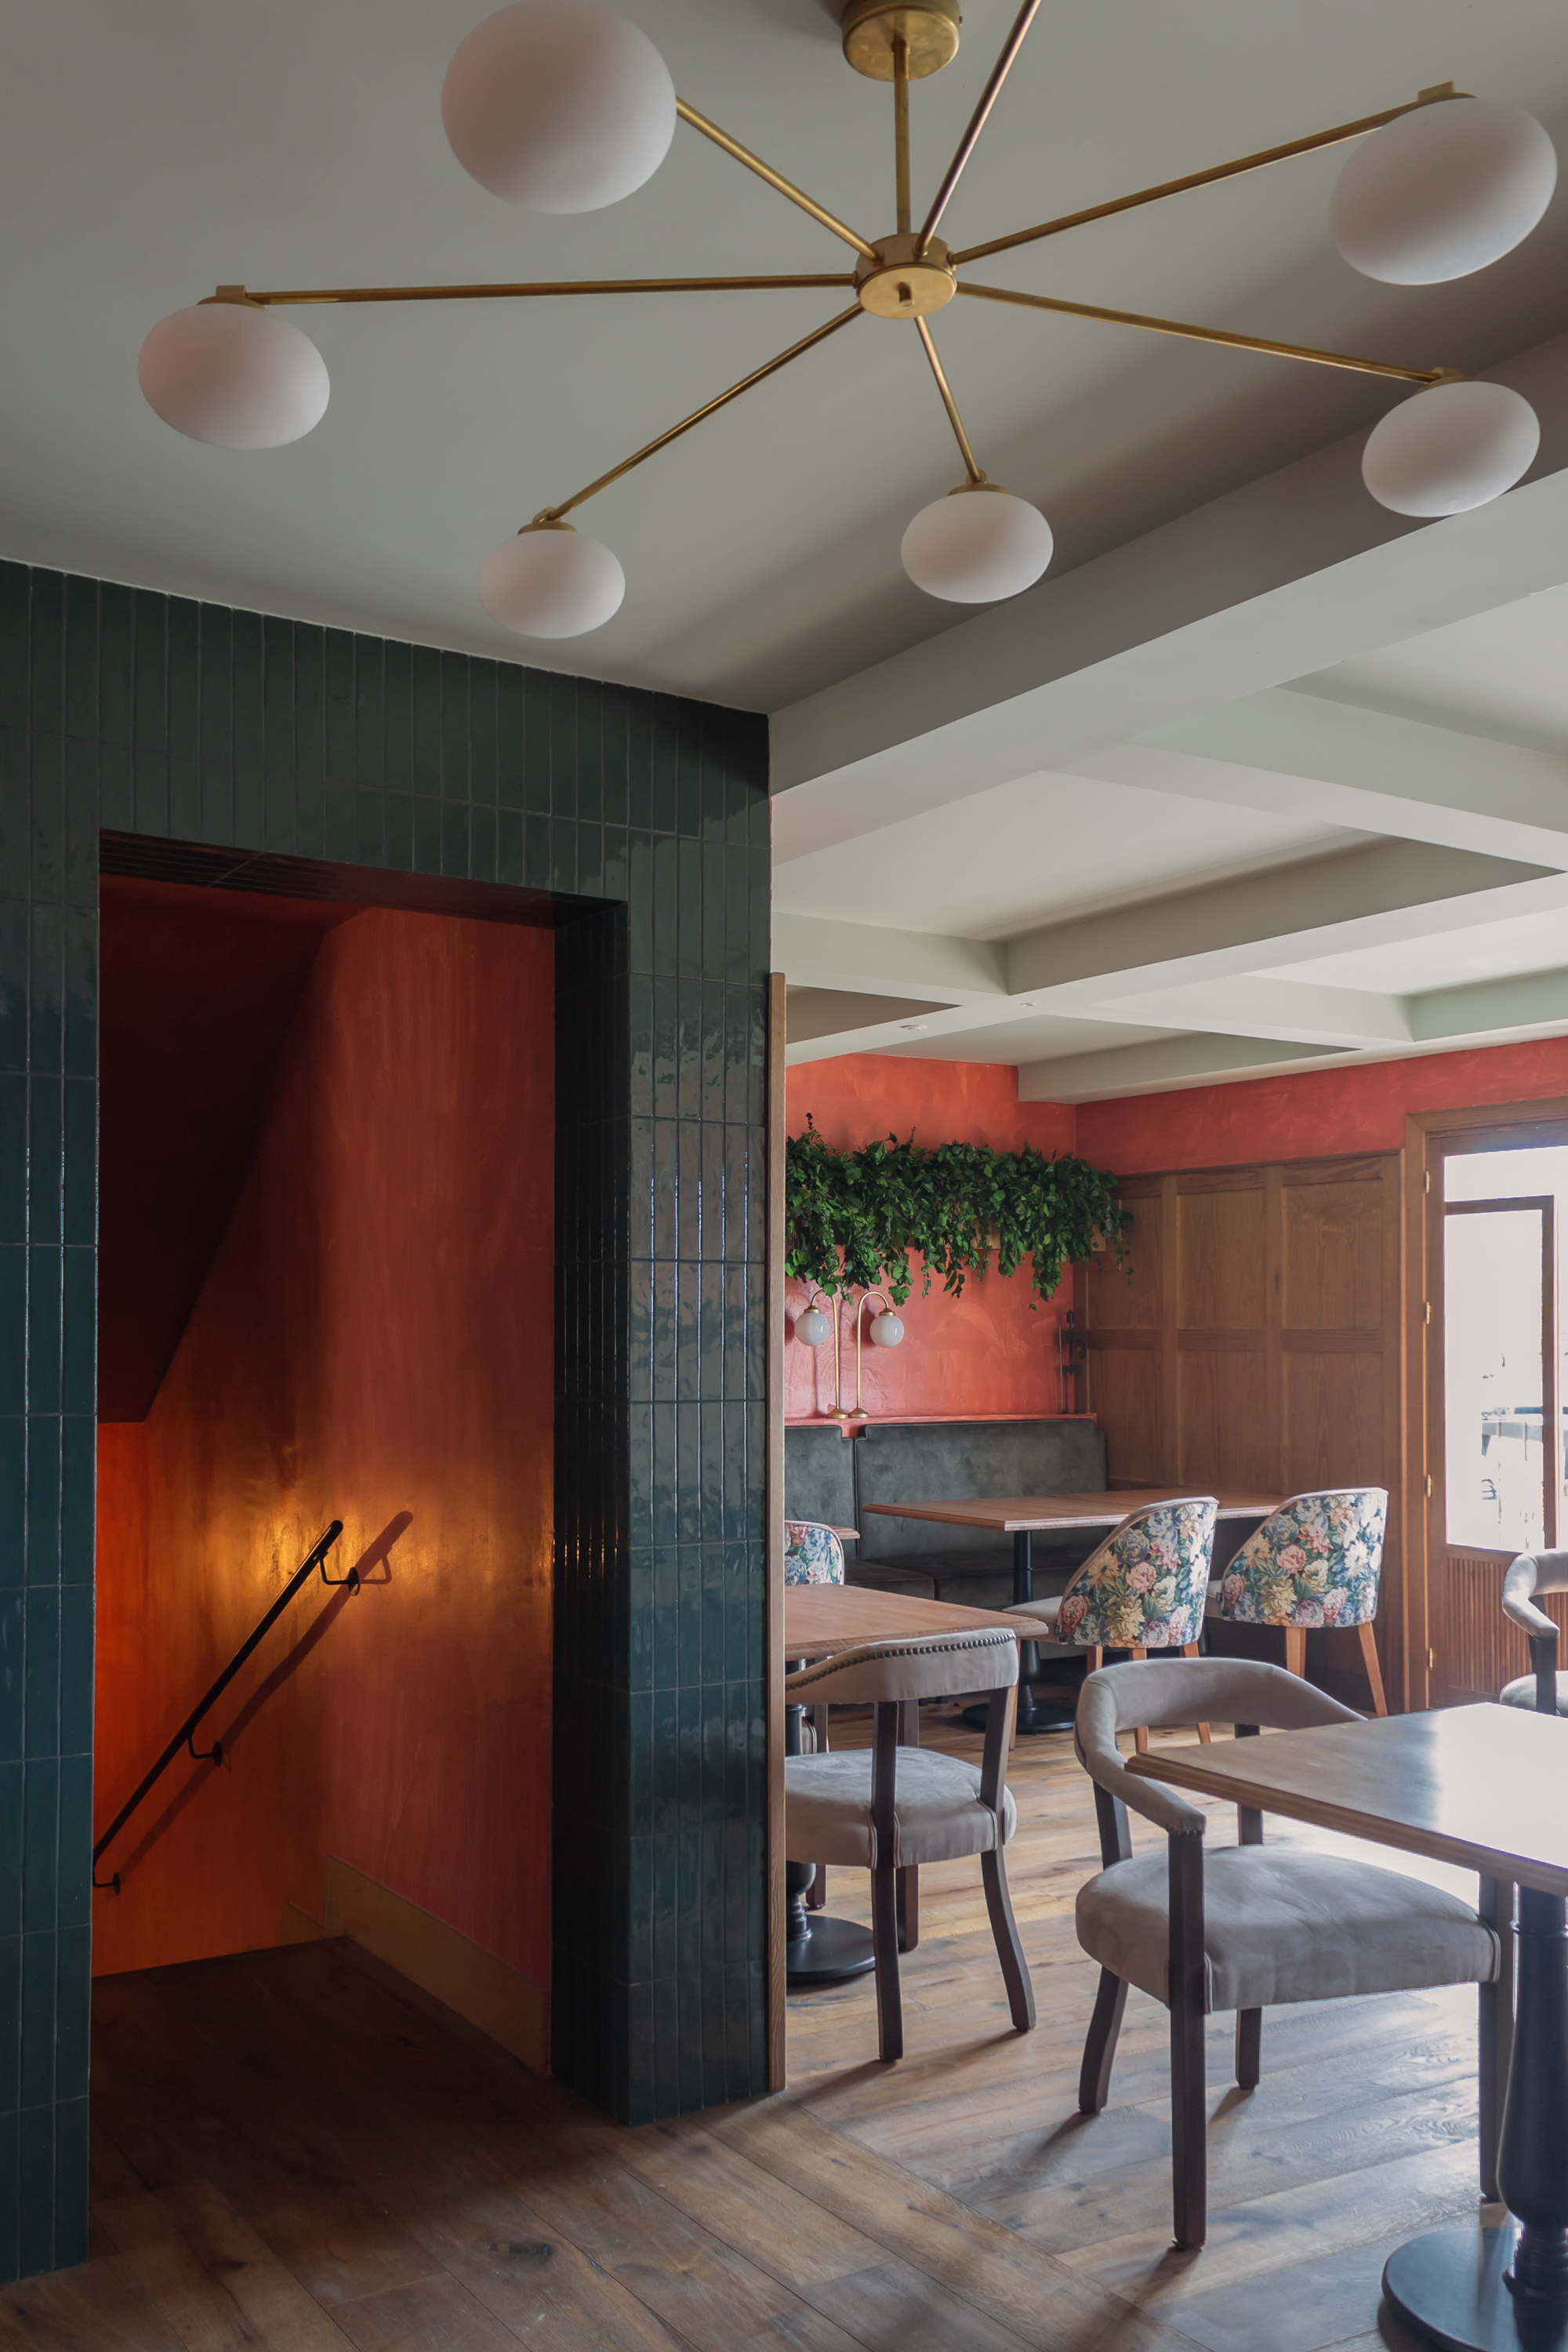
[1078, 1038, 1568, 1174]
[784, 1055, 1079, 1419]
[93, 908, 553, 1988]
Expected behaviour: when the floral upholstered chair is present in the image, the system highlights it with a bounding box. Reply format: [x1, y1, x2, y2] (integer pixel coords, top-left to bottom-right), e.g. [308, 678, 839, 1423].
[785, 1520, 846, 1586]
[1210, 1487, 1389, 1715]
[1014, 1496, 1219, 1751]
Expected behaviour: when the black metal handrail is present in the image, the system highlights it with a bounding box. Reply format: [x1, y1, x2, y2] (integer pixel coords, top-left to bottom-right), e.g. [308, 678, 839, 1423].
[93, 1519, 350, 1892]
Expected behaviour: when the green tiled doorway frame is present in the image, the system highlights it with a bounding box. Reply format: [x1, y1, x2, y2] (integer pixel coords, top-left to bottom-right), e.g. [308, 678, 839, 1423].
[0, 560, 771, 2280]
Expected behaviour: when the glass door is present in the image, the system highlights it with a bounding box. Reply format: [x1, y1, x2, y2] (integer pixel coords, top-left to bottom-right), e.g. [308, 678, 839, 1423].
[1442, 1193, 1555, 1555]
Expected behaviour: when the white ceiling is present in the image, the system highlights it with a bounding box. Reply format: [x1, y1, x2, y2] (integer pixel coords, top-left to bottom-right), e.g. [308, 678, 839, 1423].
[1296, 581, 1568, 757]
[14, 0, 1568, 1102]
[6, 0, 1568, 708]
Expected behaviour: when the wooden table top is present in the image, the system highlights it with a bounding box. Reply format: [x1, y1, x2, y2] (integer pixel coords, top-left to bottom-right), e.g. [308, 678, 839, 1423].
[783, 1583, 1049, 1661]
[859, 1489, 1283, 1534]
[1128, 1704, 1568, 1898]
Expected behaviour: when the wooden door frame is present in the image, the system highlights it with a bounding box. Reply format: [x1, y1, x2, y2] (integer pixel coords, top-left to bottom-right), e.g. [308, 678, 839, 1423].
[1404, 1098, 1568, 1713]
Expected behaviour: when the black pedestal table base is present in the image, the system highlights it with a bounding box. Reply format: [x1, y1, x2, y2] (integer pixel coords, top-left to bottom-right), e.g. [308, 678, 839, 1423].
[965, 1528, 1082, 1734]
[786, 1911, 877, 1986]
[1383, 2225, 1568, 2352]
[1383, 1883, 1568, 2350]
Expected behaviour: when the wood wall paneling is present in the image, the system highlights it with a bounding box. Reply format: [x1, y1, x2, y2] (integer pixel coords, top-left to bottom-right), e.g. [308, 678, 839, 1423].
[1082, 1152, 1403, 1706]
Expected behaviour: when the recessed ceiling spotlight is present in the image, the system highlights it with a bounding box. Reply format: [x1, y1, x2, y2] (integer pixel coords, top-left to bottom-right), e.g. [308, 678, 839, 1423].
[900, 1022, 928, 1032]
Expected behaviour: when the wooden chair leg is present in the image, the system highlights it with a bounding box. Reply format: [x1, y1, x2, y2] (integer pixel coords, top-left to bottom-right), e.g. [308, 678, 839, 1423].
[870, 1863, 903, 2063]
[1358, 1620, 1388, 1716]
[980, 1847, 1035, 2034]
[1183, 1642, 1212, 1742]
[896, 1865, 918, 1951]
[1169, 1830, 1207, 2251]
[1129, 1647, 1151, 1754]
[1079, 1968, 1128, 2114]
[1283, 1626, 1307, 1679]
[1235, 2007, 1261, 2089]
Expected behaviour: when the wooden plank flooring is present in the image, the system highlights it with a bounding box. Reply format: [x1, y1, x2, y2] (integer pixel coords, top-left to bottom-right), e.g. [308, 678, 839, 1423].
[10, 1712, 1483, 2351]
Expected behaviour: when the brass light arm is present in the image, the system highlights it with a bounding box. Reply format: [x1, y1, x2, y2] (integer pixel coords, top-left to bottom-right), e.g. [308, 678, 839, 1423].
[539, 303, 864, 522]
[957, 280, 1451, 383]
[894, 34, 912, 237]
[676, 99, 879, 259]
[231, 274, 858, 307]
[914, 318, 985, 483]
[917, 0, 1044, 254]
[953, 85, 1463, 265]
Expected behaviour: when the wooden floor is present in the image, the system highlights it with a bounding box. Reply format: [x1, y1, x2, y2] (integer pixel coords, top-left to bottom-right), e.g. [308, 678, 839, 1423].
[10, 1712, 1486, 2352]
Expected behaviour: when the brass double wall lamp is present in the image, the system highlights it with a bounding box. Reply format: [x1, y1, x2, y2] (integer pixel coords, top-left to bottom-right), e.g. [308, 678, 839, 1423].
[138, 0, 1557, 637]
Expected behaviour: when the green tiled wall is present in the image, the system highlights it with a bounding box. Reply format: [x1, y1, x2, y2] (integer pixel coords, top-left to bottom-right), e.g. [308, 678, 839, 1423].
[0, 561, 771, 2278]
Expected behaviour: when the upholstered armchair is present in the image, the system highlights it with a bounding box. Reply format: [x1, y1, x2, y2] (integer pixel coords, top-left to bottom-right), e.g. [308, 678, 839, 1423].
[784, 1627, 1035, 2062]
[1207, 1486, 1389, 1713]
[1501, 1548, 1568, 1715]
[785, 1519, 847, 1587]
[1012, 1495, 1218, 1749]
[1073, 1658, 1506, 2249]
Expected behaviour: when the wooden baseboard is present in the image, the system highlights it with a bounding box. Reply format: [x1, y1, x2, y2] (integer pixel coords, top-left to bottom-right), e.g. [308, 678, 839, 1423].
[320, 1857, 549, 2074]
[281, 1900, 327, 1944]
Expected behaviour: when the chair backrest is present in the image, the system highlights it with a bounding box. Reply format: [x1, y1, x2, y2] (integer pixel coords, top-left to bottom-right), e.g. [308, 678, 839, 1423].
[784, 1520, 846, 1587]
[783, 1625, 1018, 1706]
[1074, 1657, 1362, 1837]
[1217, 1488, 1388, 1629]
[1502, 1550, 1568, 1711]
[1056, 1497, 1217, 1650]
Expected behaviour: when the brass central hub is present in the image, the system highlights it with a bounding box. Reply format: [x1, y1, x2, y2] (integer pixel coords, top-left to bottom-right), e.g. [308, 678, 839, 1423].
[855, 234, 956, 318]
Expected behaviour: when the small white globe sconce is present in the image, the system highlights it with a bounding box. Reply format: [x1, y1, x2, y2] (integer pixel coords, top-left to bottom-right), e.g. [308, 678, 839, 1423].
[794, 1294, 832, 1348]
[850, 1290, 908, 1420]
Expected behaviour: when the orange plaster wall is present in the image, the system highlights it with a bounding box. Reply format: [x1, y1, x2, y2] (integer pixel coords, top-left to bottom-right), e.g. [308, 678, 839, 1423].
[1077, 1038, 1568, 1174]
[784, 1054, 1080, 1420]
[93, 909, 553, 1984]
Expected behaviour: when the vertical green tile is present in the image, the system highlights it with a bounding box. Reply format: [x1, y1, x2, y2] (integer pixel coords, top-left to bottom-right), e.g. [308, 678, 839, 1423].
[0, 741, 27, 907]
[0, 904, 24, 1075]
[325, 630, 354, 782]
[354, 635, 384, 789]
[262, 614, 296, 852]
[130, 590, 166, 753]
[231, 608, 263, 844]
[197, 602, 232, 842]
[20, 1762, 56, 1939]
[0, 569, 29, 735]
[165, 600, 199, 833]
[24, 1417, 60, 1584]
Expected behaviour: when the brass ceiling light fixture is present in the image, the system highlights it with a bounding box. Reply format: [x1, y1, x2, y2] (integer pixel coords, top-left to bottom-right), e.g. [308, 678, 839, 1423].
[139, 0, 1558, 639]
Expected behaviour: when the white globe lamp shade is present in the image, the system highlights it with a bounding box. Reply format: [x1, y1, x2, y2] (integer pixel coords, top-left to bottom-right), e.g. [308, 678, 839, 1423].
[478, 523, 626, 637]
[795, 1306, 831, 1348]
[1330, 97, 1556, 285]
[902, 485, 1053, 603]
[869, 1310, 905, 1348]
[138, 303, 329, 448]
[443, 0, 676, 212]
[1362, 379, 1539, 517]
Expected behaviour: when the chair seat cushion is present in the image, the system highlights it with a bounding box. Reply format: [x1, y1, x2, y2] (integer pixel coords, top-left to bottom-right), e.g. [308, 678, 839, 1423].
[1500, 1672, 1568, 1715]
[785, 1746, 1016, 1869]
[1076, 1845, 1500, 2013]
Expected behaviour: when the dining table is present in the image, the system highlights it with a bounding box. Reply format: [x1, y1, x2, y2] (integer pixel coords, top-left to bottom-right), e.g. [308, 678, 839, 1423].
[781, 1582, 1047, 1989]
[1130, 1704, 1568, 2352]
[859, 1488, 1283, 1732]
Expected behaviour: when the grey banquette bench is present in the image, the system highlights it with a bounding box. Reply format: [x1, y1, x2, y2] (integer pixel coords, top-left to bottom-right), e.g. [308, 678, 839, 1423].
[785, 1417, 1109, 1626]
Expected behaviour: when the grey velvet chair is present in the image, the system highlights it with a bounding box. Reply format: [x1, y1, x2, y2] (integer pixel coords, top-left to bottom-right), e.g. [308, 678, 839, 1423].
[785, 1627, 1035, 2062]
[1073, 1658, 1505, 2249]
[1501, 1548, 1568, 1714]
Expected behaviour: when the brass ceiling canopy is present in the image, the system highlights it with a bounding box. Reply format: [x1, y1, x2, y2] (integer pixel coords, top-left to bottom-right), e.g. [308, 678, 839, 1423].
[840, 0, 961, 82]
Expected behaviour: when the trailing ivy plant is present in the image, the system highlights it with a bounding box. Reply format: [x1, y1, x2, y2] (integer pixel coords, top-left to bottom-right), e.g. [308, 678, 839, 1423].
[785, 1118, 1131, 1306]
